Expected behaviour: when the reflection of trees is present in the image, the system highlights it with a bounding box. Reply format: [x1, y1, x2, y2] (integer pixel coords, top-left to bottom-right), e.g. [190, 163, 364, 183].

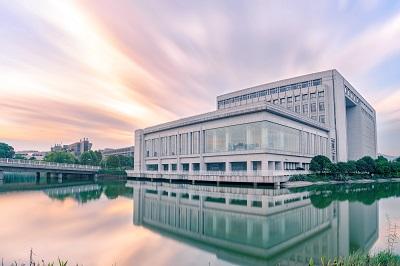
[304, 182, 400, 208]
[47, 181, 133, 204]
[104, 182, 133, 200]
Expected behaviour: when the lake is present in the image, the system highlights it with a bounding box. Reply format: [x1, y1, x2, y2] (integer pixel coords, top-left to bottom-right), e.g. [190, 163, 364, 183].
[0, 174, 399, 265]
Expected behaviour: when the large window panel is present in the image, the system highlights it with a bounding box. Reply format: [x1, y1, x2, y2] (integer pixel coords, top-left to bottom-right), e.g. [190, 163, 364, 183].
[204, 121, 301, 154]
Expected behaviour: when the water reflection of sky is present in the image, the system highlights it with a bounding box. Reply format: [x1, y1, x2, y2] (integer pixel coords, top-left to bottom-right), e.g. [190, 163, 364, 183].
[371, 198, 400, 255]
[2, 181, 400, 265]
[0, 190, 230, 266]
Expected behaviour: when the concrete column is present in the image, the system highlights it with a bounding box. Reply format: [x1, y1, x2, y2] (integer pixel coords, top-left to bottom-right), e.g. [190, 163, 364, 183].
[57, 173, 63, 183]
[226, 162, 231, 175]
[0, 170, 3, 185]
[247, 161, 252, 175]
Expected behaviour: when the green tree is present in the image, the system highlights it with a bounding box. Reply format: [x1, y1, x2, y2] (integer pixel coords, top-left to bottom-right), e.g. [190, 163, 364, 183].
[14, 154, 27, 160]
[336, 162, 350, 178]
[375, 156, 391, 177]
[80, 151, 101, 166]
[44, 151, 76, 164]
[356, 156, 376, 175]
[346, 160, 357, 175]
[0, 142, 15, 158]
[310, 155, 332, 175]
[391, 161, 400, 175]
[104, 155, 133, 169]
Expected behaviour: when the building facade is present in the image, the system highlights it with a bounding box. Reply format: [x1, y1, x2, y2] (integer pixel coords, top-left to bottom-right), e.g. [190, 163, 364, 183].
[133, 70, 377, 176]
[101, 146, 134, 159]
[51, 138, 92, 157]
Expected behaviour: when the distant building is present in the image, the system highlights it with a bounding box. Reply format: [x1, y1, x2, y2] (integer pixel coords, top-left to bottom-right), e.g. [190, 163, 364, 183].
[15, 150, 48, 160]
[51, 138, 92, 157]
[101, 146, 134, 159]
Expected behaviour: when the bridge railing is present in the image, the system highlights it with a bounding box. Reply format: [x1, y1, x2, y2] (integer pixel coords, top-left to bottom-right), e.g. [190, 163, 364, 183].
[0, 158, 101, 171]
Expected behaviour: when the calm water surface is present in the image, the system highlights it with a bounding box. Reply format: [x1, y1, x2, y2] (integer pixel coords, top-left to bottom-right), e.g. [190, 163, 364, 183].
[0, 174, 400, 266]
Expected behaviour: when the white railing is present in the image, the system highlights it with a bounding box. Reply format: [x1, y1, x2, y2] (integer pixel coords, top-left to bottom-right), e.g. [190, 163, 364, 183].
[126, 169, 309, 177]
[0, 158, 100, 171]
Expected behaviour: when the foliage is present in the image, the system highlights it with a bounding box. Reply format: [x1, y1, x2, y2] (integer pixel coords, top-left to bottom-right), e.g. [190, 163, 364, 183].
[13, 154, 27, 160]
[307, 155, 400, 181]
[79, 150, 102, 166]
[0, 142, 15, 158]
[44, 151, 77, 164]
[356, 156, 376, 175]
[104, 155, 133, 169]
[309, 155, 332, 175]
[309, 250, 400, 266]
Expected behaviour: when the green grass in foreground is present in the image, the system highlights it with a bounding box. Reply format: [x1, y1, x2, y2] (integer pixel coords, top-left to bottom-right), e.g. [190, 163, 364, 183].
[309, 251, 400, 266]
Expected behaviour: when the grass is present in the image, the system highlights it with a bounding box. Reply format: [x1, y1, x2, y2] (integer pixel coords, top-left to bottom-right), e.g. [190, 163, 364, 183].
[309, 251, 400, 266]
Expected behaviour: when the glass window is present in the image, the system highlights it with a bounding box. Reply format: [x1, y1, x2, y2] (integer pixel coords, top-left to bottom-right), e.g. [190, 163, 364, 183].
[162, 164, 169, 171]
[204, 121, 301, 154]
[295, 105, 300, 113]
[280, 98, 286, 104]
[319, 102, 325, 112]
[319, 115, 326, 124]
[311, 115, 317, 120]
[192, 163, 200, 171]
[295, 95, 300, 102]
[287, 97, 293, 103]
[310, 93, 316, 99]
[171, 164, 177, 171]
[182, 163, 189, 171]
[302, 94, 308, 100]
[146, 164, 158, 171]
[318, 91, 325, 98]
[273, 99, 279, 104]
[311, 103, 317, 112]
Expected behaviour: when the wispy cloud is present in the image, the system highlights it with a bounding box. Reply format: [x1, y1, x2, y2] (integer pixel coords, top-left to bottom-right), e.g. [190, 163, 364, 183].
[0, 0, 399, 153]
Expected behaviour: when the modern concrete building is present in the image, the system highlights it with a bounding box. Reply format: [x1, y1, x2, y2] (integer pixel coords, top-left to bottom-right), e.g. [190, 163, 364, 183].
[131, 70, 376, 181]
[128, 181, 378, 265]
[51, 138, 92, 157]
[101, 146, 134, 159]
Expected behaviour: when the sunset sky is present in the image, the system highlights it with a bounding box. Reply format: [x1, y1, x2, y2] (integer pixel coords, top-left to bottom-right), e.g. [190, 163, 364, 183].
[1, 0, 400, 155]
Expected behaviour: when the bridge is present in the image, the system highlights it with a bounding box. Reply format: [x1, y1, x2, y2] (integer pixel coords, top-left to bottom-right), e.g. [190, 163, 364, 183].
[0, 158, 100, 182]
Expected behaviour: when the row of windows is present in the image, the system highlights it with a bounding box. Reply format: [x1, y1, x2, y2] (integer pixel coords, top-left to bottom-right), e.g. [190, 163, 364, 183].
[146, 131, 200, 158]
[218, 78, 322, 108]
[145, 121, 328, 158]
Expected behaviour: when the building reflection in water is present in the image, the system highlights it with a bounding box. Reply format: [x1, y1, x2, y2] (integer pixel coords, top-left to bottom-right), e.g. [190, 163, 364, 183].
[128, 181, 378, 265]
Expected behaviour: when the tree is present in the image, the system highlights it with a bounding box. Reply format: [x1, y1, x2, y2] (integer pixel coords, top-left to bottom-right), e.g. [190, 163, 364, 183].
[356, 156, 376, 175]
[104, 155, 133, 169]
[310, 155, 332, 175]
[346, 160, 357, 175]
[391, 161, 400, 175]
[0, 142, 15, 158]
[80, 151, 101, 166]
[375, 156, 391, 176]
[14, 154, 27, 160]
[44, 151, 76, 164]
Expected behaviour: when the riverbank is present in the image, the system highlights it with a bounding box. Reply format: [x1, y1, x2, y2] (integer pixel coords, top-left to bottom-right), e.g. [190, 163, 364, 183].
[311, 251, 400, 266]
[283, 177, 400, 188]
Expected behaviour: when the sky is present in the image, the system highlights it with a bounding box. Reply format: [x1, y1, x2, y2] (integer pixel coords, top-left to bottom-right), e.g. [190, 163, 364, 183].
[0, 0, 399, 155]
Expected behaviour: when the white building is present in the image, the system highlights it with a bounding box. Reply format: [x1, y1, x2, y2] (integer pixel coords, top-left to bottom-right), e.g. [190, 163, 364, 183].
[132, 70, 377, 181]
